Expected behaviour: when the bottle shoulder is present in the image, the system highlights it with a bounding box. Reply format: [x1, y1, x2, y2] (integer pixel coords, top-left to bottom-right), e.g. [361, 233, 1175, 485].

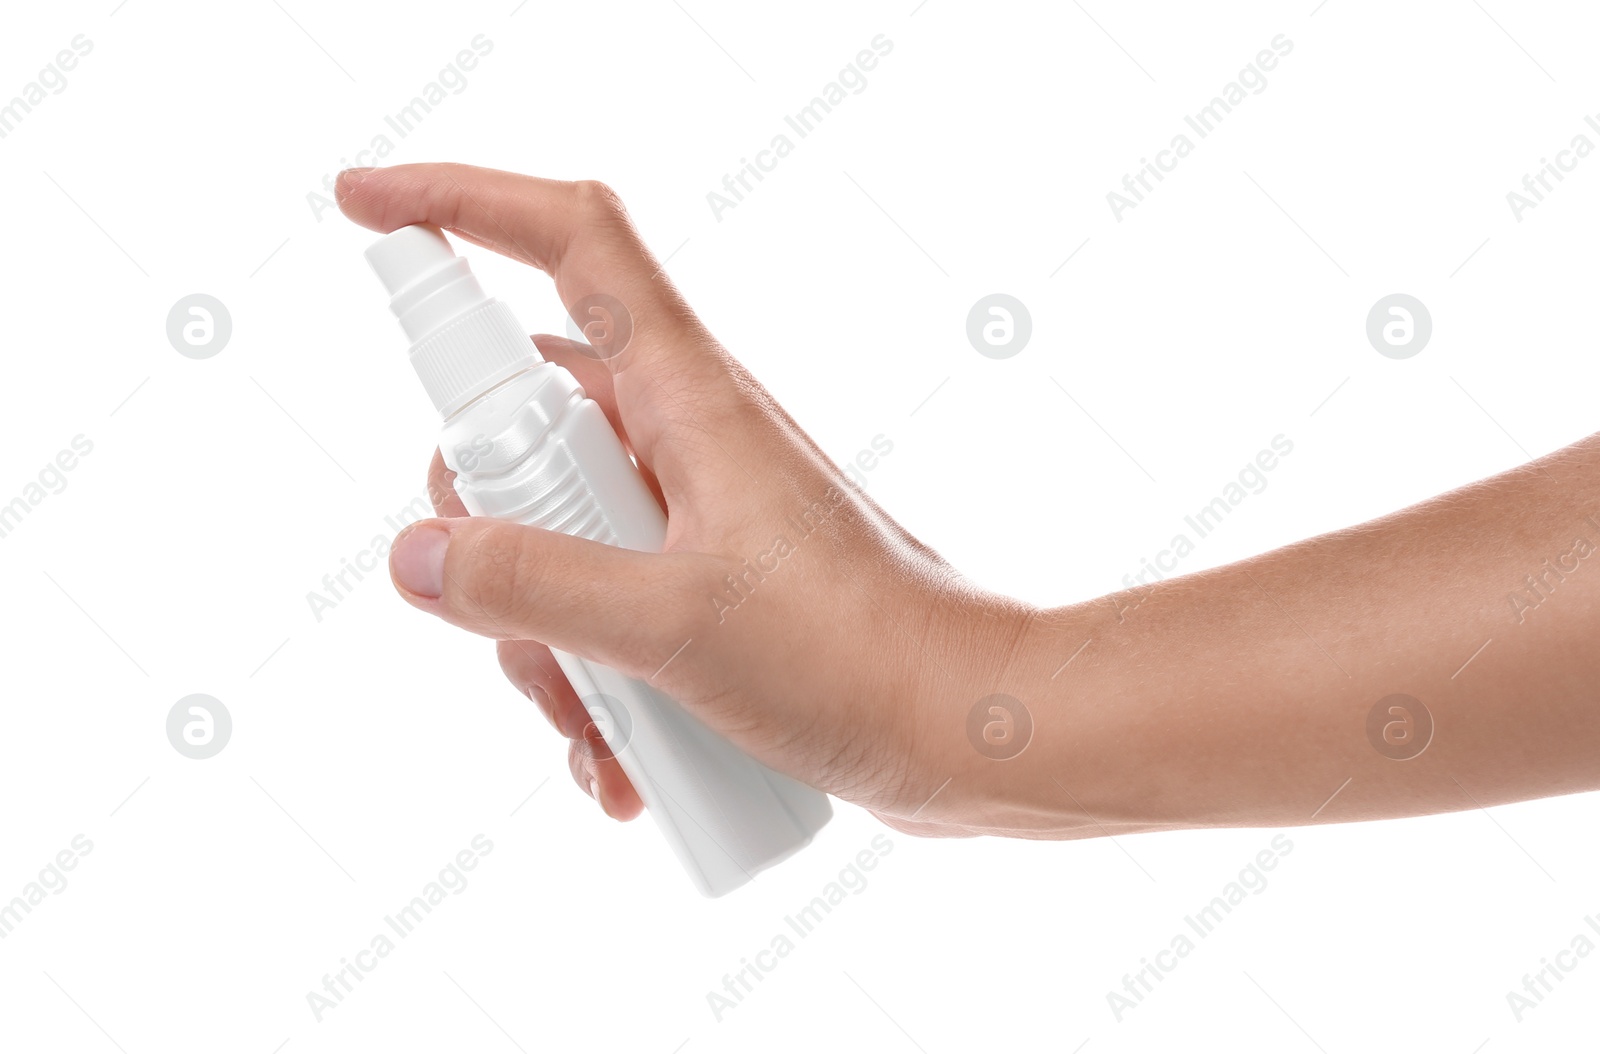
[440, 362, 584, 477]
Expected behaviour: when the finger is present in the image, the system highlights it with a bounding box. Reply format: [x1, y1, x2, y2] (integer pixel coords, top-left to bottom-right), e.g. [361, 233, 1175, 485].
[568, 737, 595, 795]
[497, 639, 591, 739]
[336, 164, 726, 404]
[494, 598, 646, 821]
[388, 516, 693, 672]
[427, 448, 470, 517]
[499, 638, 644, 818]
[533, 334, 667, 510]
[570, 734, 644, 821]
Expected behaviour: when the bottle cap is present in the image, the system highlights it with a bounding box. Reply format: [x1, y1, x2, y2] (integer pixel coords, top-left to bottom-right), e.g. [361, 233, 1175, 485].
[365, 224, 539, 415]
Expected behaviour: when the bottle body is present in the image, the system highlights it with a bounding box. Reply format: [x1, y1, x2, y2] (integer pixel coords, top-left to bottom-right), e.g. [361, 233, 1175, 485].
[440, 360, 832, 897]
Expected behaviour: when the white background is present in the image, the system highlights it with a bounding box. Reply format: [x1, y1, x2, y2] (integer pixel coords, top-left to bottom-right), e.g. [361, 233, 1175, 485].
[2, 0, 1598, 1050]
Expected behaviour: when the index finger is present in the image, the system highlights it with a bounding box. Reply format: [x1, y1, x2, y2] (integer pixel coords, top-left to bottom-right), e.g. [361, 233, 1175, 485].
[336, 163, 707, 378]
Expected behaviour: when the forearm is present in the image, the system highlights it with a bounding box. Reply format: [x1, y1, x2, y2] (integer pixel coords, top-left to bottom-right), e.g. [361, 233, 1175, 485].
[938, 434, 1600, 837]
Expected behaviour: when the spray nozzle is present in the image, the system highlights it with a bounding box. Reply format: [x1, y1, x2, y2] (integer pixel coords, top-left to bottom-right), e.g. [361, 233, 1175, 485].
[365, 224, 540, 416]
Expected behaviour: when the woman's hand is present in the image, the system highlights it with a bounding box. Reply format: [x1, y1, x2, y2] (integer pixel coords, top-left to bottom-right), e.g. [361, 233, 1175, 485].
[337, 163, 1032, 836]
[341, 163, 1600, 846]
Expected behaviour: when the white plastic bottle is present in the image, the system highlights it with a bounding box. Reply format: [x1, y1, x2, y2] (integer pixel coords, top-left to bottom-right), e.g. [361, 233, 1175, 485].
[363, 224, 832, 897]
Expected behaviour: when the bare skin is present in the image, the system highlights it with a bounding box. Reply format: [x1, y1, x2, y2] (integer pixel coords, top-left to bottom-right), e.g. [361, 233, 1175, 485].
[337, 162, 1600, 841]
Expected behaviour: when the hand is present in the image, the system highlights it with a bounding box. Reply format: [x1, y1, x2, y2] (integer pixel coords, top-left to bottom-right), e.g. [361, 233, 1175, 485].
[340, 164, 1600, 846]
[337, 163, 1028, 835]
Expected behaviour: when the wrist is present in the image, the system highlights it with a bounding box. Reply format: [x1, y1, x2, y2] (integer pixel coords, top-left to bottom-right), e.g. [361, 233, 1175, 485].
[890, 583, 1060, 829]
[901, 586, 1155, 837]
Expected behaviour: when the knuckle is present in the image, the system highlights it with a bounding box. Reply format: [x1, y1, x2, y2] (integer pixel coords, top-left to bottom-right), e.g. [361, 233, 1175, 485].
[495, 639, 536, 686]
[572, 179, 628, 223]
[415, 172, 471, 232]
[458, 525, 542, 632]
[568, 741, 595, 785]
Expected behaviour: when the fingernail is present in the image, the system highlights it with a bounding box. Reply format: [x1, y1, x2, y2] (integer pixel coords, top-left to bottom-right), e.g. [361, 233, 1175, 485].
[392, 524, 449, 598]
[589, 776, 618, 818]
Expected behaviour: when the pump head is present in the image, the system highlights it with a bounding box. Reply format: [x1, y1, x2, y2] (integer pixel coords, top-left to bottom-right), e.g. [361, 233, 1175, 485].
[364, 224, 540, 416]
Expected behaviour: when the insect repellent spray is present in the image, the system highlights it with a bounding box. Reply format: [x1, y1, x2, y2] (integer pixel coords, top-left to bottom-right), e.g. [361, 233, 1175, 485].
[363, 224, 832, 896]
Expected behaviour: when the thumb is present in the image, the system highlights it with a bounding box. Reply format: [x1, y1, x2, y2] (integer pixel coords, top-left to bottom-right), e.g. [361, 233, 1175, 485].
[389, 517, 695, 674]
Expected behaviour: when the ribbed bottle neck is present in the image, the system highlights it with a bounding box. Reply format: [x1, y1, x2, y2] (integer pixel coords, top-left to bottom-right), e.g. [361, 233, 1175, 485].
[409, 298, 540, 417]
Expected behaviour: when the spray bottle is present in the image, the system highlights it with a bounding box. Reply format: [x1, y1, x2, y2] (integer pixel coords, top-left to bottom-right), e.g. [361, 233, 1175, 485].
[363, 224, 832, 896]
